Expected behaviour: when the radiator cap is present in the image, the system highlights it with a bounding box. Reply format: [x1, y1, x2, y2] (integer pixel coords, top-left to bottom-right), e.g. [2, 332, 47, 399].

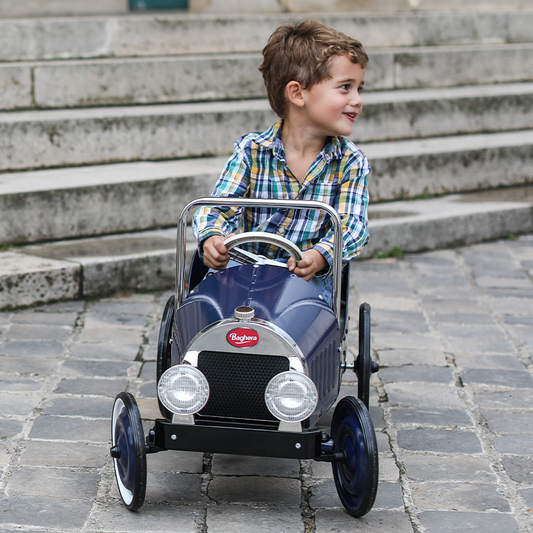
[234, 306, 255, 321]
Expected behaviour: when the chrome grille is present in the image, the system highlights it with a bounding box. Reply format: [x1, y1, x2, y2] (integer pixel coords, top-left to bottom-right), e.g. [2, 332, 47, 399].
[197, 351, 290, 421]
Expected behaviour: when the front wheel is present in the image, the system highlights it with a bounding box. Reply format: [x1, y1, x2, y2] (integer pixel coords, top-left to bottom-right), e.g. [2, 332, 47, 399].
[111, 392, 147, 511]
[331, 396, 378, 517]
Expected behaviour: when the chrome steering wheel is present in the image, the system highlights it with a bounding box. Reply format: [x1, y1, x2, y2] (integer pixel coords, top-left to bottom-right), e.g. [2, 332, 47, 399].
[224, 232, 304, 269]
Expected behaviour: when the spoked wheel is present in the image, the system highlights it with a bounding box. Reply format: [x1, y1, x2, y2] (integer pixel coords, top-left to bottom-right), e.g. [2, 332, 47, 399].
[157, 295, 175, 419]
[111, 392, 147, 511]
[331, 396, 378, 517]
[355, 302, 372, 409]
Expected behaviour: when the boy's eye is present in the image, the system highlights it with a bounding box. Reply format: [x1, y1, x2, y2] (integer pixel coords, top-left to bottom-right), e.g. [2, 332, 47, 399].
[358, 85, 364, 94]
[340, 84, 350, 91]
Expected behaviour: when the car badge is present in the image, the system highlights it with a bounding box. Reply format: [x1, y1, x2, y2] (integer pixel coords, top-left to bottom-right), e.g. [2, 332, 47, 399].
[227, 327, 260, 348]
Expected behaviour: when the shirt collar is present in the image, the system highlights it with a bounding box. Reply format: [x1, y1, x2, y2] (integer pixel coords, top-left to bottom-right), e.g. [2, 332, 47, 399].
[255, 121, 285, 160]
[256, 121, 345, 163]
[324, 136, 344, 163]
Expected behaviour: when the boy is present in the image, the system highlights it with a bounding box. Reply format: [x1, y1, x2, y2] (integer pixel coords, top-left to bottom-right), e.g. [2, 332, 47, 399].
[193, 19, 370, 302]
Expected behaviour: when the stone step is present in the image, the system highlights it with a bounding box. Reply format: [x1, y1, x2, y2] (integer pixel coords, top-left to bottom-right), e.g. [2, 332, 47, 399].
[2, 0, 533, 17]
[2, 83, 533, 172]
[361, 83, 533, 142]
[0, 101, 268, 172]
[0, 0, 128, 18]
[189, 0, 533, 15]
[2, 128, 533, 246]
[1, 185, 532, 310]
[365, 129, 533, 201]
[4, 42, 533, 110]
[364, 185, 533, 257]
[0, 158, 224, 245]
[0, 11, 531, 62]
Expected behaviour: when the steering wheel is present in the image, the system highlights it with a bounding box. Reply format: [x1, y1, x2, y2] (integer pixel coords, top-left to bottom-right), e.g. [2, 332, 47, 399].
[224, 232, 304, 268]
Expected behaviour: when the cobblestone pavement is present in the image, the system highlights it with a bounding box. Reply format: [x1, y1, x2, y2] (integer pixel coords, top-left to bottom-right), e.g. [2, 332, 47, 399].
[1, 235, 533, 533]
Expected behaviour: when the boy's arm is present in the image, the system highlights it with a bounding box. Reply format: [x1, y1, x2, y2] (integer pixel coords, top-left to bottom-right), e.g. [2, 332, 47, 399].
[312, 154, 370, 273]
[193, 143, 251, 254]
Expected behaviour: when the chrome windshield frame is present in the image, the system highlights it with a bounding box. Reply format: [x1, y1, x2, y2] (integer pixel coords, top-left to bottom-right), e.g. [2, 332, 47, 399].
[176, 197, 344, 319]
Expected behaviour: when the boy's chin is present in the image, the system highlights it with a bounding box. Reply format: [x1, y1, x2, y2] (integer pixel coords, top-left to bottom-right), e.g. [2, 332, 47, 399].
[331, 127, 355, 137]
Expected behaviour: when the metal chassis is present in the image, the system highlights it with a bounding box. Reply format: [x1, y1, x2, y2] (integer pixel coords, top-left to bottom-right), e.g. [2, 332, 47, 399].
[149, 198, 348, 465]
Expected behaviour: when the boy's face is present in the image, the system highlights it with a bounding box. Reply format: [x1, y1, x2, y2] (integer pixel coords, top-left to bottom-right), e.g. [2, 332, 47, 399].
[300, 55, 365, 138]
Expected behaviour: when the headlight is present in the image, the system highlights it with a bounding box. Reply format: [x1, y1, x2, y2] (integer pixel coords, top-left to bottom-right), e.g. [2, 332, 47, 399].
[265, 371, 318, 423]
[158, 365, 210, 415]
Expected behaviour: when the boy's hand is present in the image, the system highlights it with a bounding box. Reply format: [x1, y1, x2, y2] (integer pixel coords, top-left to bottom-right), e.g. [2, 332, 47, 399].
[287, 249, 328, 281]
[202, 235, 233, 270]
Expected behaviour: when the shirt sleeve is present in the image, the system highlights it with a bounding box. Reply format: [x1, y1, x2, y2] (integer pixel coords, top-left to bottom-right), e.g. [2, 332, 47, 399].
[192, 140, 251, 247]
[312, 153, 370, 274]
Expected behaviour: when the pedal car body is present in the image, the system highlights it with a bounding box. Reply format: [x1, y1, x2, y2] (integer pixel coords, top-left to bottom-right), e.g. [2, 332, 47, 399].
[111, 198, 379, 517]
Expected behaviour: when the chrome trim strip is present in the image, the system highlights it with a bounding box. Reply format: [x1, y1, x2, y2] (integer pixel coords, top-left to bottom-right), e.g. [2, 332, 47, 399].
[171, 414, 195, 425]
[278, 421, 303, 433]
[181, 318, 308, 375]
[182, 351, 200, 367]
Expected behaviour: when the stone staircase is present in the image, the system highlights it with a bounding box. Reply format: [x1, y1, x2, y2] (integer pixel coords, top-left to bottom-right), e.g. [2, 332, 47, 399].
[1, 10, 533, 309]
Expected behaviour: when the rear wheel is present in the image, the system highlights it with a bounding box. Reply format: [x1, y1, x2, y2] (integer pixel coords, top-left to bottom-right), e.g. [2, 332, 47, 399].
[157, 295, 175, 419]
[111, 392, 147, 511]
[331, 396, 378, 517]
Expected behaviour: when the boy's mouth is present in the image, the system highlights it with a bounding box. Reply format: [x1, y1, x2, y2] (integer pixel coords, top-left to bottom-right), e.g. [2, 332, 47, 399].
[344, 112, 357, 121]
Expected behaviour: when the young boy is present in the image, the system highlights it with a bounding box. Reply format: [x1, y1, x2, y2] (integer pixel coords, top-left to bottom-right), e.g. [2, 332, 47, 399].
[193, 19, 370, 302]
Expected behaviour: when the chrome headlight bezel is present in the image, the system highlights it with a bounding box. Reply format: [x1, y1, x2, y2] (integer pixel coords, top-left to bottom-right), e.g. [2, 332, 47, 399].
[264, 371, 318, 423]
[157, 365, 210, 415]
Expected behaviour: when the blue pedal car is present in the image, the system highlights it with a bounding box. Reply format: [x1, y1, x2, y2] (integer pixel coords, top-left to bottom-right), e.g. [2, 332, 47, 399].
[111, 198, 379, 517]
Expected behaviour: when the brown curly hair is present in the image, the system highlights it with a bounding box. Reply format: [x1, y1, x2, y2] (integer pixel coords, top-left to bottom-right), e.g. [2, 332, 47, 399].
[259, 19, 369, 118]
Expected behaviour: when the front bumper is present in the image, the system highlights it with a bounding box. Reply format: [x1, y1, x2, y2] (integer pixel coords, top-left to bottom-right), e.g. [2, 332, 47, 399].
[149, 419, 323, 460]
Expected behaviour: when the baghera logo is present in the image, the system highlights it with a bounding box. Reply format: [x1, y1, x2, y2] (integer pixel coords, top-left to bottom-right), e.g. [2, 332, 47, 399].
[227, 328, 260, 348]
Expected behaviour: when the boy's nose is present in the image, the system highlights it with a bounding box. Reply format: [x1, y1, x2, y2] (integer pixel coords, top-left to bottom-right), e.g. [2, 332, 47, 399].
[350, 95, 362, 108]
[350, 91, 363, 107]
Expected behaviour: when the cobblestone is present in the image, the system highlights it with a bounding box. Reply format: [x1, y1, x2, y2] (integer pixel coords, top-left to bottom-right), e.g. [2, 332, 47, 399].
[1, 235, 533, 532]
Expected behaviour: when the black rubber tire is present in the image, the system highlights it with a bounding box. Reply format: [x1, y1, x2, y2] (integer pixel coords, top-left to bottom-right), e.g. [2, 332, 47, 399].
[356, 302, 372, 409]
[331, 396, 379, 517]
[157, 294, 175, 419]
[111, 391, 147, 511]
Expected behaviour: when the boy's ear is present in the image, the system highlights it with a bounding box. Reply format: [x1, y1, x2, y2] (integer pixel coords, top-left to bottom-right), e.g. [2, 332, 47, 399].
[285, 81, 305, 108]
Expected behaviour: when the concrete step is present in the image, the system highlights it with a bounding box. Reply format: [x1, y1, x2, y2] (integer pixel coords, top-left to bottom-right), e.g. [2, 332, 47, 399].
[4, 42, 533, 110]
[2, 128, 533, 245]
[0, 0, 128, 18]
[1, 185, 532, 310]
[190, 0, 533, 15]
[1, 0, 532, 18]
[0, 11, 531, 62]
[0, 101, 269, 171]
[365, 129, 533, 201]
[361, 83, 533, 142]
[364, 185, 533, 257]
[2, 83, 533, 172]
[0, 158, 224, 245]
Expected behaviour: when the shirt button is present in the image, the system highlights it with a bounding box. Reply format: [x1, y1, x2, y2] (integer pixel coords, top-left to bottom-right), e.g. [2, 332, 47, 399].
[279, 228, 285, 235]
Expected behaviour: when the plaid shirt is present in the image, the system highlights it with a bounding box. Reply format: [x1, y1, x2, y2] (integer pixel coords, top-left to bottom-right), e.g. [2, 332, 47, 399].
[193, 121, 370, 273]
